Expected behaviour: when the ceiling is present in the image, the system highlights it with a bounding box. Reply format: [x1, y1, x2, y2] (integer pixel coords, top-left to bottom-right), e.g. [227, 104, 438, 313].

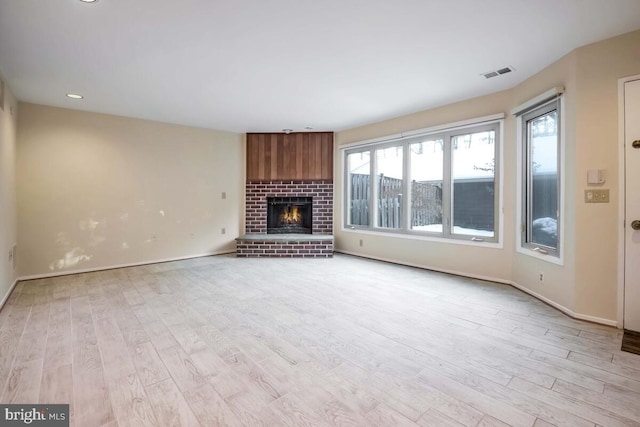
[1, 1, 640, 134]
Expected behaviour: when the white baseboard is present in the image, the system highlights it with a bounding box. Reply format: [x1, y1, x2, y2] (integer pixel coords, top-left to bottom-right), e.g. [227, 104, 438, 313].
[0, 277, 20, 312]
[335, 250, 513, 285]
[335, 250, 618, 328]
[18, 250, 236, 282]
[508, 281, 618, 327]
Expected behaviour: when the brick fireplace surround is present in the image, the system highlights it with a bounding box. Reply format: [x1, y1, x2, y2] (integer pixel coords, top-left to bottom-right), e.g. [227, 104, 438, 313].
[237, 180, 334, 257]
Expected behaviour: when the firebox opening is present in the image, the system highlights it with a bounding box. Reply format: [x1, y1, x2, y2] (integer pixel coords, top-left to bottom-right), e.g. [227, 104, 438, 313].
[267, 197, 312, 234]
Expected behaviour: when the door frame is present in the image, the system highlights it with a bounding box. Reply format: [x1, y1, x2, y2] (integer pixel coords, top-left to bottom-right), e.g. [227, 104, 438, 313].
[617, 74, 640, 329]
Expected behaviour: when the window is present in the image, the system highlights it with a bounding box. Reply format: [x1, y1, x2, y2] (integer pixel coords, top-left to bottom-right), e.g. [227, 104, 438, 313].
[345, 119, 501, 243]
[347, 151, 371, 226]
[521, 99, 560, 256]
[451, 127, 497, 238]
[409, 138, 443, 233]
[376, 146, 403, 229]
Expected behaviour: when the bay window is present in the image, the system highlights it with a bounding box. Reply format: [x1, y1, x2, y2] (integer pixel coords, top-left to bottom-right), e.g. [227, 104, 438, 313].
[345, 119, 501, 243]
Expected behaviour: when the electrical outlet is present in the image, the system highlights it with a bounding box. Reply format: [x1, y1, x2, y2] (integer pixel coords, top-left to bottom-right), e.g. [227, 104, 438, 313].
[359, 239, 363, 247]
[539, 272, 544, 283]
[221, 192, 226, 199]
[221, 227, 226, 235]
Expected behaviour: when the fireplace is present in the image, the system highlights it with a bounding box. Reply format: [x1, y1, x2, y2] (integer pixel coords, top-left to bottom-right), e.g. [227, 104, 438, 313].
[267, 197, 312, 234]
[239, 180, 333, 257]
[240, 132, 334, 256]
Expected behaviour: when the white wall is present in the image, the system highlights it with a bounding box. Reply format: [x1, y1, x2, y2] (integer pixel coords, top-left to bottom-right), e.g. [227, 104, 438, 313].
[335, 29, 640, 325]
[17, 103, 244, 277]
[0, 74, 18, 305]
[572, 31, 640, 320]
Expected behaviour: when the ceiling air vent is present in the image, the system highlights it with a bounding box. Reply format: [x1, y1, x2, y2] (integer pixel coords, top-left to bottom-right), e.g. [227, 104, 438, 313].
[482, 66, 514, 79]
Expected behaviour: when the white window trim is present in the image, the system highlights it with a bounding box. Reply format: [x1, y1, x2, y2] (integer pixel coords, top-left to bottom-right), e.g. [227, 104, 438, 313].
[511, 87, 564, 115]
[515, 95, 565, 266]
[340, 113, 505, 149]
[341, 116, 504, 248]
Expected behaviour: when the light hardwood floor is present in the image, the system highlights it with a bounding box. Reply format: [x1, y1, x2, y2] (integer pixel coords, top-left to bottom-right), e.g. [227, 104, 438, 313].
[1, 254, 640, 426]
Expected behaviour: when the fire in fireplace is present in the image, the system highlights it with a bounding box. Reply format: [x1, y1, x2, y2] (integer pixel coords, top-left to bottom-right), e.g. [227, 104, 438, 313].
[267, 197, 312, 234]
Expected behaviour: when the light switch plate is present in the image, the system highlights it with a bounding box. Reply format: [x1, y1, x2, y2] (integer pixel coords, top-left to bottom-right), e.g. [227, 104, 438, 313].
[585, 189, 609, 203]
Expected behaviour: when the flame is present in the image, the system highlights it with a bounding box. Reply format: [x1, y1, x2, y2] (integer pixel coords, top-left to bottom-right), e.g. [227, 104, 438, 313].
[280, 205, 301, 224]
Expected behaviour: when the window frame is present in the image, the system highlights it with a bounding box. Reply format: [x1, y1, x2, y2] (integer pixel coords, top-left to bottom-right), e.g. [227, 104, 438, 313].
[343, 118, 503, 245]
[516, 94, 564, 264]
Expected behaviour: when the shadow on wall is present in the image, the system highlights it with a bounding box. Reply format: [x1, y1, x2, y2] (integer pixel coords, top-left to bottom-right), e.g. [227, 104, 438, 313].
[48, 217, 104, 270]
[48, 199, 146, 270]
[47, 203, 185, 271]
[49, 214, 106, 270]
[50, 246, 93, 270]
[46, 191, 225, 272]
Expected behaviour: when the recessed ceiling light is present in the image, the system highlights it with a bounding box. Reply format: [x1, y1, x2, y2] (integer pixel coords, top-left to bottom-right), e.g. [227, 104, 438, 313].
[282, 129, 293, 134]
[66, 93, 84, 99]
[79, 0, 98, 3]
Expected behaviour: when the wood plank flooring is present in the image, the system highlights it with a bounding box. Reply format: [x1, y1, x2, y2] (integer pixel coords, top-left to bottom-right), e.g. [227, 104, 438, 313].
[1, 254, 639, 426]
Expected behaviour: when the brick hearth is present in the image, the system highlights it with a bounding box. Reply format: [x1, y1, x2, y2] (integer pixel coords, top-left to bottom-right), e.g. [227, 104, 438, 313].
[236, 235, 334, 258]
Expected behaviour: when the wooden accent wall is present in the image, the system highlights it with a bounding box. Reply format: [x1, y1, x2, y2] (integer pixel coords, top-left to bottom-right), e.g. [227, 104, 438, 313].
[246, 132, 333, 181]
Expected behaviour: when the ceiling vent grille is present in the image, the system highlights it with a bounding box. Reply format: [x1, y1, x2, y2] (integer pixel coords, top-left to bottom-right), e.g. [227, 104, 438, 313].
[482, 66, 514, 79]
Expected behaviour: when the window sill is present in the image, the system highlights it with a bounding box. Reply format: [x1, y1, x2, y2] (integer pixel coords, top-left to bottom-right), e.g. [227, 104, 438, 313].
[516, 245, 563, 266]
[342, 227, 503, 249]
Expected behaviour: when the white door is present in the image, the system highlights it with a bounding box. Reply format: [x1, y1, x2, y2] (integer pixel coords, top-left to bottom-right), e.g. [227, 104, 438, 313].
[625, 78, 640, 332]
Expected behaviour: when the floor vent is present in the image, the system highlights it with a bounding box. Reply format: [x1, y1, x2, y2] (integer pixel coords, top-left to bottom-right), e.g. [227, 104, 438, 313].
[622, 329, 640, 355]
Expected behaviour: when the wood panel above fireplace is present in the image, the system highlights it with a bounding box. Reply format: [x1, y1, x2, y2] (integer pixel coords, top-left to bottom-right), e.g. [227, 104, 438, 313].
[246, 132, 333, 181]
[241, 131, 334, 257]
